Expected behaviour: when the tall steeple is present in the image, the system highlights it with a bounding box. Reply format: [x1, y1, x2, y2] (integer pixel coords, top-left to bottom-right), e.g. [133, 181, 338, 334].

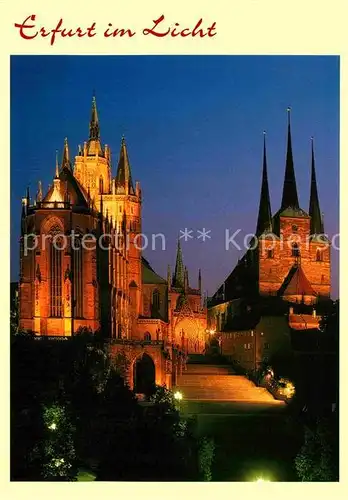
[61, 138, 72, 171]
[167, 265, 172, 291]
[37, 180, 43, 203]
[55, 149, 59, 178]
[89, 94, 100, 141]
[172, 238, 185, 288]
[86, 94, 103, 156]
[280, 108, 299, 210]
[256, 132, 272, 235]
[309, 137, 324, 234]
[115, 136, 135, 195]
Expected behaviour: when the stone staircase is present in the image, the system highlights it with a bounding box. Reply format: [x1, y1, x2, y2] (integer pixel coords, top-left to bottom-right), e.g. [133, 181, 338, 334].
[177, 357, 276, 402]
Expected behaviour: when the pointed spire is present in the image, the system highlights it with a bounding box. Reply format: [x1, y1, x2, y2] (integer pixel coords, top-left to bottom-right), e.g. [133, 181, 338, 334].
[309, 137, 324, 234]
[37, 180, 43, 203]
[55, 149, 59, 178]
[172, 238, 185, 288]
[167, 265, 172, 291]
[184, 267, 189, 292]
[115, 136, 135, 195]
[26, 186, 30, 207]
[198, 268, 202, 293]
[89, 93, 100, 140]
[280, 108, 299, 210]
[256, 132, 272, 235]
[21, 198, 27, 235]
[61, 138, 71, 171]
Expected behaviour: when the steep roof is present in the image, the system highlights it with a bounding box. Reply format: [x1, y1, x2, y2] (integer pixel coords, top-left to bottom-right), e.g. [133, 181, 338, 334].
[87, 95, 103, 156]
[142, 257, 167, 285]
[43, 166, 89, 208]
[279, 264, 316, 297]
[172, 239, 185, 288]
[309, 138, 324, 235]
[256, 133, 272, 236]
[280, 108, 300, 210]
[115, 137, 135, 195]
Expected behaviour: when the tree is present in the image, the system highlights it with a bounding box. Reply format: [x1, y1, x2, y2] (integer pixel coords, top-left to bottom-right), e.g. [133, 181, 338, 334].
[295, 417, 339, 481]
[32, 403, 78, 481]
[198, 437, 215, 481]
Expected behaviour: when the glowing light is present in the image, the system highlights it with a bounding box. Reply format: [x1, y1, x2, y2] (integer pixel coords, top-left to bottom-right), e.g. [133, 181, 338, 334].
[284, 381, 295, 398]
[48, 422, 57, 430]
[278, 378, 295, 399]
[206, 328, 216, 335]
[174, 391, 183, 401]
[254, 477, 271, 483]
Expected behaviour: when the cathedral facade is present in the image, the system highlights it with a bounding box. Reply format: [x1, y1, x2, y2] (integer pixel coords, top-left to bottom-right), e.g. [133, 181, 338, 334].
[18, 97, 207, 391]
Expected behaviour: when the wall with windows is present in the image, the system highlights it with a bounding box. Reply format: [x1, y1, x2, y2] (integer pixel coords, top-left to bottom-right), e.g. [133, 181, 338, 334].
[220, 315, 292, 371]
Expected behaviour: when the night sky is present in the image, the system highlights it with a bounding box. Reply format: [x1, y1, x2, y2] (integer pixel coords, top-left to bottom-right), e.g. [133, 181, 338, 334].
[11, 56, 339, 298]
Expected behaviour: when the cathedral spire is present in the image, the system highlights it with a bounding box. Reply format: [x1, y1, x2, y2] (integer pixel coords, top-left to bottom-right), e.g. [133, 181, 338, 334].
[280, 108, 299, 210]
[184, 266, 189, 292]
[172, 238, 185, 289]
[115, 136, 135, 195]
[37, 180, 43, 203]
[167, 265, 172, 291]
[61, 138, 72, 171]
[256, 132, 272, 235]
[309, 137, 324, 234]
[89, 93, 100, 141]
[55, 149, 59, 178]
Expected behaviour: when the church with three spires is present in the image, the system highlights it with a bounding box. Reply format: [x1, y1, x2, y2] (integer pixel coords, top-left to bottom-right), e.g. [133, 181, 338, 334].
[18, 96, 207, 391]
[208, 110, 331, 369]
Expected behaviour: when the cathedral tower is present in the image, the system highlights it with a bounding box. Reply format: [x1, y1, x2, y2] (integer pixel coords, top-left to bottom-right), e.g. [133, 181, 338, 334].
[74, 95, 111, 202]
[258, 109, 331, 301]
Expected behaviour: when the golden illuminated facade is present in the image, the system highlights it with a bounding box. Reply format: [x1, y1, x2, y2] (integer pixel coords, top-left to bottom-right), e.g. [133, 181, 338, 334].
[18, 96, 207, 390]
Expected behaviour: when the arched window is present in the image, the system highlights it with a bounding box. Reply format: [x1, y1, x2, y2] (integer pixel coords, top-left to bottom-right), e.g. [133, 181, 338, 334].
[50, 236, 63, 317]
[316, 248, 323, 262]
[267, 248, 274, 259]
[152, 289, 160, 313]
[292, 243, 300, 257]
[99, 176, 104, 194]
[73, 236, 83, 318]
[144, 332, 151, 341]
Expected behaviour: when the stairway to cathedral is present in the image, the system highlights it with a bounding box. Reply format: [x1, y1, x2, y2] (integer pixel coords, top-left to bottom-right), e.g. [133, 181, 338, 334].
[177, 355, 277, 403]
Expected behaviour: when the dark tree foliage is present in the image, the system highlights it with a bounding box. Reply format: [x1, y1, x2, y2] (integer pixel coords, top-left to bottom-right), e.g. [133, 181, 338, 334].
[11, 332, 201, 481]
[294, 301, 339, 481]
[295, 416, 339, 481]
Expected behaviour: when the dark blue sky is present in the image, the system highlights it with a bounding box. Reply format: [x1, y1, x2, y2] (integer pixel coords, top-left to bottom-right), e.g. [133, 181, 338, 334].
[11, 56, 339, 298]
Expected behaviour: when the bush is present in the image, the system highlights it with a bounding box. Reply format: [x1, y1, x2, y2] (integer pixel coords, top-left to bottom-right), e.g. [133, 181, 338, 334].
[198, 437, 215, 481]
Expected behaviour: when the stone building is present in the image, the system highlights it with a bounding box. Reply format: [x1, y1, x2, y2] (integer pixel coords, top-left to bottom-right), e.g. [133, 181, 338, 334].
[208, 111, 332, 368]
[18, 96, 207, 392]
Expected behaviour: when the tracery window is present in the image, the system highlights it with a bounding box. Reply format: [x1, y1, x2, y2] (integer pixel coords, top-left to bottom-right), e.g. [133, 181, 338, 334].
[316, 248, 323, 262]
[73, 236, 83, 317]
[152, 289, 160, 314]
[50, 236, 63, 317]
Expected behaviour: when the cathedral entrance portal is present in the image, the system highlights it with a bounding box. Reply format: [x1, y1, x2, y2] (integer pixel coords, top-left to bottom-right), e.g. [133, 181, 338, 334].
[133, 354, 156, 395]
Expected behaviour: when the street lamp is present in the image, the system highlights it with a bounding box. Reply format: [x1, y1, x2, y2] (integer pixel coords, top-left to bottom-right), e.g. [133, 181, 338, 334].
[174, 390, 183, 401]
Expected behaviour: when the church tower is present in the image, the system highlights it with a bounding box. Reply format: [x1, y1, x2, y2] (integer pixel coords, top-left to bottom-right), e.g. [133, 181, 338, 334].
[74, 95, 111, 203]
[258, 109, 331, 302]
[74, 97, 143, 329]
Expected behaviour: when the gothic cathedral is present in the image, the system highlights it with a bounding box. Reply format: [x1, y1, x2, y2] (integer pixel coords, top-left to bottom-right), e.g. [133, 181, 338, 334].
[19, 97, 207, 391]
